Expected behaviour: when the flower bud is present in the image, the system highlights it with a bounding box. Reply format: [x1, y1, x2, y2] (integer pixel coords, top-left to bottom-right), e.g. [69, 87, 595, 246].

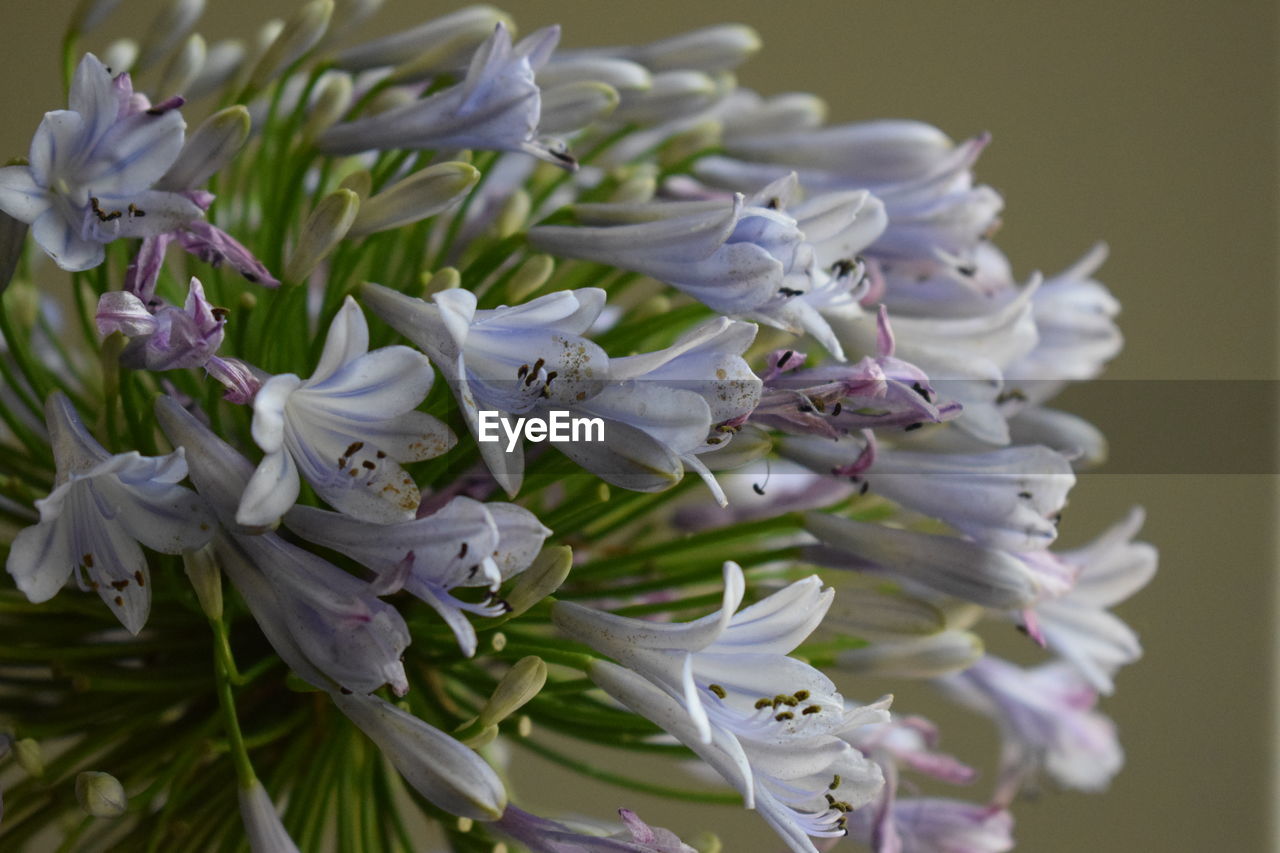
[836, 631, 984, 679]
[613, 70, 721, 125]
[156, 33, 206, 99]
[76, 771, 128, 818]
[539, 82, 620, 135]
[350, 162, 480, 237]
[478, 656, 547, 727]
[505, 546, 572, 616]
[504, 254, 555, 303]
[723, 92, 827, 137]
[135, 0, 206, 74]
[419, 267, 461, 298]
[491, 190, 531, 241]
[690, 832, 723, 853]
[822, 587, 946, 641]
[14, 737, 43, 777]
[182, 543, 223, 620]
[187, 39, 247, 100]
[334, 5, 512, 73]
[247, 0, 334, 95]
[301, 72, 354, 143]
[659, 120, 723, 167]
[367, 86, 418, 116]
[338, 168, 372, 198]
[631, 24, 761, 74]
[461, 724, 500, 749]
[70, 0, 123, 34]
[318, 0, 385, 51]
[607, 168, 658, 205]
[537, 58, 652, 93]
[159, 106, 251, 191]
[238, 779, 301, 852]
[285, 189, 359, 283]
[100, 39, 139, 75]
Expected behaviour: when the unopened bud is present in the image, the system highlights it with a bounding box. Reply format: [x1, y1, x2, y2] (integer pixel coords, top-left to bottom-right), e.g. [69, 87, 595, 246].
[318, 0, 385, 51]
[76, 771, 128, 818]
[478, 657, 546, 727]
[350, 162, 479, 237]
[159, 105, 251, 191]
[367, 86, 417, 117]
[135, 0, 206, 74]
[286, 189, 359, 283]
[100, 39, 139, 75]
[186, 39, 247, 100]
[419, 267, 461, 298]
[70, 0, 123, 34]
[182, 543, 223, 620]
[15, 737, 43, 777]
[632, 24, 761, 73]
[723, 92, 827, 137]
[156, 33, 206, 99]
[505, 546, 572, 616]
[660, 120, 723, 167]
[490, 632, 507, 652]
[538, 58, 651, 93]
[505, 254, 554, 303]
[302, 72, 354, 142]
[335, 5, 512, 73]
[539, 82, 619, 135]
[608, 170, 658, 205]
[836, 631, 984, 679]
[491, 190, 531, 241]
[823, 587, 946, 641]
[338, 168, 373, 198]
[247, 0, 334, 95]
[457, 816, 474, 833]
[690, 832, 723, 853]
[516, 715, 532, 738]
[461, 724, 499, 749]
[613, 70, 720, 125]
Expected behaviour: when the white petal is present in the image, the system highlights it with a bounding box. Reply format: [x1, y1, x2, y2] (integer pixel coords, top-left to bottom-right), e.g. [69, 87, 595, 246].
[7, 514, 76, 603]
[299, 346, 436, 421]
[30, 207, 103, 271]
[310, 296, 370, 384]
[79, 109, 187, 194]
[0, 167, 51, 224]
[236, 449, 300, 527]
[69, 54, 120, 148]
[29, 110, 87, 190]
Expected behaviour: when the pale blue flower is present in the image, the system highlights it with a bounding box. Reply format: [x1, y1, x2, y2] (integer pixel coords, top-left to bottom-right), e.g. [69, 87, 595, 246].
[320, 23, 574, 168]
[285, 495, 551, 656]
[95, 276, 226, 370]
[238, 296, 454, 527]
[6, 392, 214, 633]
[496, 805, 698, 853]
[0, 54, 202, 270]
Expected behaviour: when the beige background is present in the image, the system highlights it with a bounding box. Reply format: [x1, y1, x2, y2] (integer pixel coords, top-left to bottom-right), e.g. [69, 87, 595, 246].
[2, 1, 1276, 851]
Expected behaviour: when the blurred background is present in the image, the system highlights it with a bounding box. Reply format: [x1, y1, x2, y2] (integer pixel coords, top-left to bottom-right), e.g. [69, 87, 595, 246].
[2, 1, 1276, 850]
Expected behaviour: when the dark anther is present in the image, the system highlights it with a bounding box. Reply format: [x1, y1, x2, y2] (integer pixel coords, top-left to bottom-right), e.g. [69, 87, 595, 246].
[832, 402, 843, 416]
[911, 382, 930, 400]
[777, 350, 794, 368]
[1018, 491, 1033, 500]
[859, 481, 870, 495]
[752, 483, 766, 496]
[831, 258, 856, 278]
[458, 542, 469, 558]
[904, 422, 923, 432]
[778, 287, 803, 297]
[345, 441, 364, 457]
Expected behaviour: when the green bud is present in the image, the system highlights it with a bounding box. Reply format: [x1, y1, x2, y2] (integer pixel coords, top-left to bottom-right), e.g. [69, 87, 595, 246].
[491, 190, 531, 241]
[15, 737, 43, 777]
[460, 724, 499, 749]
[159, 106, 252, 191]
[836, 631, 984, 679]
[823, 586, 946, 640]
[246, 0, 334, 95]
[419, 267, 461, 298]
[134, 0, 205, 74]
[338, 168, 373, 199]
[690, 831, 723, 853]
[286, 189, 360, 283]
[490, 631, 507, 652]
[182, 544, 223, 621]
[76, 771, 128, 817]
[156, 33, 206, 100]
[505, 254, 555, 303]
[478, 657, 547, 727]
[302, 72, 354, 143]
[505, 546, 572, 616]
[350, 162, 480, 237]
[539, 81, 620, 134]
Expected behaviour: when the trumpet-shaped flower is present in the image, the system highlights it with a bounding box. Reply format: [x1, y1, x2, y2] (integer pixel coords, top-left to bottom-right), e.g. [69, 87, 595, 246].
[95, 276, 225, 370]
[938, 656, 1123, 805]
[6, 392, 214, 633]
[238, 296, 454, 527]
[320, 23, 574, 168]
[238, 780, 301, 853]
[360, 282, 608, 495]
[1028, 507, 1157, 694]
[0, 54, 202, 270]
[285, 495, 550, 656]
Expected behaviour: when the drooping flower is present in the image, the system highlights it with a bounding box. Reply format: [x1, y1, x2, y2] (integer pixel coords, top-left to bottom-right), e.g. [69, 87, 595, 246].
[495, 805, 698, 853]
[1027, 507, 1157, 694]
[938, 656, 1124, 805]
[359, 282, 609, 495]
[95, 276, 226, 370]
[320, 23, 575, 168]
[0, 54, 202, 270]
[238, 780, 302, 853]
[238, 295, 454, 527]
[6, 392, 214, 633]
[285, 495, 551, 656]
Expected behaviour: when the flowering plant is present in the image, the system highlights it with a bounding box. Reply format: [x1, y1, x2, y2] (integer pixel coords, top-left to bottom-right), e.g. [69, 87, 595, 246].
[0, 2, 1156, 851]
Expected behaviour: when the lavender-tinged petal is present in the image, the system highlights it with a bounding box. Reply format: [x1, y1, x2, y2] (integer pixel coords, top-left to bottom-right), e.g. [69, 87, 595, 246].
[175, 222, 279, 286]
[95, 290, 157, 337]
[0, 167, 51, 224]
[85, 189, 202, 241]
[7, 513, 77, 603]
[31, 207, 104, 271]
[79, 109, 187, 194]
[236, 449, 300, 528]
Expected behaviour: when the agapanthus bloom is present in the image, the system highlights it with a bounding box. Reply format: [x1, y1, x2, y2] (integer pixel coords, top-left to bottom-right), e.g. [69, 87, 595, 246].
[0, 54, 201, 270]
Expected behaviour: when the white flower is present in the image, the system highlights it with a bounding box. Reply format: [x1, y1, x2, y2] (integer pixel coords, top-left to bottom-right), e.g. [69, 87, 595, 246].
[6, 391, 214, 633]
[238, 296, 454, 527]
[0, 54, 202, 270]
[238, 780, 301, 853]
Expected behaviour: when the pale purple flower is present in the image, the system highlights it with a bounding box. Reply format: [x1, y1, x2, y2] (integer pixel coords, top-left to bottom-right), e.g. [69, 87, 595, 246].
[96, 276, 226, 370]
[496, 806, 697, 853]
[320, 23, 574, 168]
[0, 54, 202, 270]
[6, 392, 214, 633]
[1028, 507, 1157, 694]
[238, 296, 454, 527]
[360, 283, 609, 495]
[938, 656, 1123, 805]
[285, 495, 551, 656]
[155, 395, 410, 697]
[238, 780, 301, 853]
[845, 796, 1015, 853]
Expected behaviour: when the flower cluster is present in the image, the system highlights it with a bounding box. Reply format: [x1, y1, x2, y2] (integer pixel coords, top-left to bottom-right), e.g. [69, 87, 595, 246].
[0, 3, 1155, 852]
